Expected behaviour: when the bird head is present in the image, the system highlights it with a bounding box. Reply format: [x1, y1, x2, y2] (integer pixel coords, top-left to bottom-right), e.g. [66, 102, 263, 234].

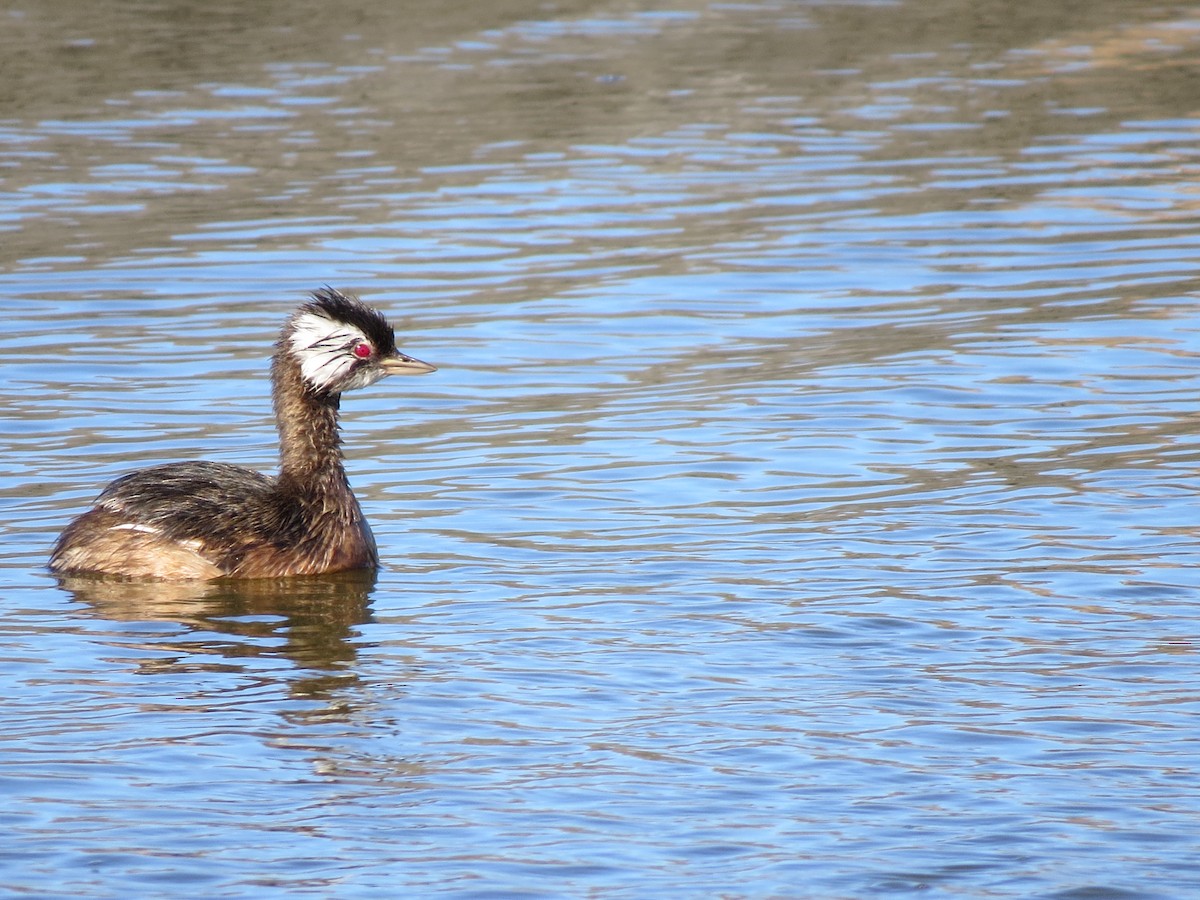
[284, 287, 435, 395]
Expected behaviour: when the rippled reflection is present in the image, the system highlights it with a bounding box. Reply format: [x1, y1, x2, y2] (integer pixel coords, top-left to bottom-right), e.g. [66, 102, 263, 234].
[58, 571, 374, 692]
[3, 0, 1200, 897]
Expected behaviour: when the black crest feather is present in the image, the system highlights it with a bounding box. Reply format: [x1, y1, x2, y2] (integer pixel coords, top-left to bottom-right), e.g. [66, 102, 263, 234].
[301, 286, 398, 356]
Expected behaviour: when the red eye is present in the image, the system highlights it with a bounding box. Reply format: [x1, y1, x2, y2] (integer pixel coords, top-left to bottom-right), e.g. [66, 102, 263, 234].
[352, 342, 373, 359]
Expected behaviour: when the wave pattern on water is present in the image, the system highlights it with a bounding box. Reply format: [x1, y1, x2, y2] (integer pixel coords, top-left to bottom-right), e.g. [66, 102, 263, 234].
[3, 1, 1200, 898]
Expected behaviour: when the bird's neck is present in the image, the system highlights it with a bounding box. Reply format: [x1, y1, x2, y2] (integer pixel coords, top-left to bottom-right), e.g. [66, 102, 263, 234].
[271, 351, 352, 499]
[269, 347, 378, 573]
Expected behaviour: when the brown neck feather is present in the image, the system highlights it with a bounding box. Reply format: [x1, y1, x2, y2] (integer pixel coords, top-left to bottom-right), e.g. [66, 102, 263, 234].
[271, 348, 351, 500]
[266, 345, 378, 574]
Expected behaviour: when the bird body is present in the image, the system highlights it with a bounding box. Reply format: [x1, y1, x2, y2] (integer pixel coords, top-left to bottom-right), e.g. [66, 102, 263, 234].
[49, 288, 435, 580]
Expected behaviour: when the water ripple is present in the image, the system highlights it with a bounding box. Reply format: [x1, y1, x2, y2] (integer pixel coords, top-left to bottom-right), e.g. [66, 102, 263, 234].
[4, 1, 1200, 898]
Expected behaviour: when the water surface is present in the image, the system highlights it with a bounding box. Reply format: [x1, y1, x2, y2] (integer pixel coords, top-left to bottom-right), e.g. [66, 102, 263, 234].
[4, 1, 1200, 897]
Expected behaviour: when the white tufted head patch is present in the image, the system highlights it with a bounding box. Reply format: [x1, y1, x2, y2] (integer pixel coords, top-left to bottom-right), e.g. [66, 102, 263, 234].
[287, 311, 384, 393]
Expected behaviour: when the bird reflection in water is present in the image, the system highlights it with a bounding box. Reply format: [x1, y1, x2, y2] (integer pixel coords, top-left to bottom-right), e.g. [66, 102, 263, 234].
[55, 570, 377, 710]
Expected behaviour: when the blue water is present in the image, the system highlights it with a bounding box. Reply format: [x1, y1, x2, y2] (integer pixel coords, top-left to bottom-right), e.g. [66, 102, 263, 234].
[4, 2, 1200, 897]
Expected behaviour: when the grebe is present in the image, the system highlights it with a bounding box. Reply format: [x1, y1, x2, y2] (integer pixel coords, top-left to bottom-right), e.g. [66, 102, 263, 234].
[49, 288, 435, 580]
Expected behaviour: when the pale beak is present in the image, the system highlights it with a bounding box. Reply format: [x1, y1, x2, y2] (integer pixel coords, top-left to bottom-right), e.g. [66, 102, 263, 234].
[380, 353, 436, 375]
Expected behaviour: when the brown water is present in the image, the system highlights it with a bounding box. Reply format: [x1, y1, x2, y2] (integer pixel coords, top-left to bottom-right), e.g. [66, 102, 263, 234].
[4, 1, 1200, 897]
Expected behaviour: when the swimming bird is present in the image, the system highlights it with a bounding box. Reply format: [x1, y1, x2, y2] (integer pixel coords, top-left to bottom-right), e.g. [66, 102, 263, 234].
[49, 288, 435, 580]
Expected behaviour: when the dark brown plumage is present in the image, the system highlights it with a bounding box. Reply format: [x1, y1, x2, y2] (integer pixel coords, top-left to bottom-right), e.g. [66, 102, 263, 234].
[49, 288, 435, 580]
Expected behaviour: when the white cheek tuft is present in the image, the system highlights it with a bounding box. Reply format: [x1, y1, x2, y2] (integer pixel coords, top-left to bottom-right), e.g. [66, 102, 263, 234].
[109, 522, 161, 535]
[288, 312, 386, 393]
